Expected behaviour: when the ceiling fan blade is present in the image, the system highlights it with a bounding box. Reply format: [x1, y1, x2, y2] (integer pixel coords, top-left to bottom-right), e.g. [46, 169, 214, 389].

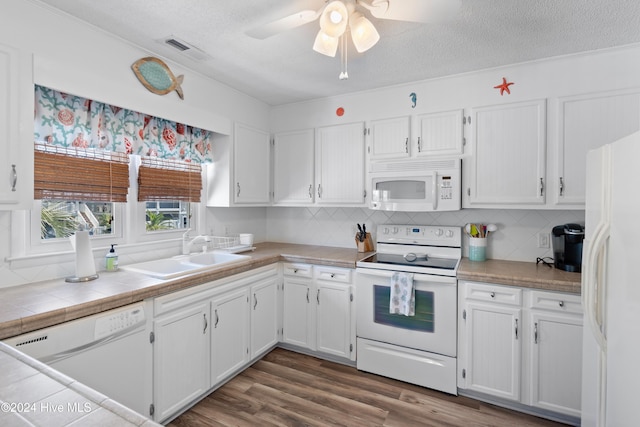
[246, 9, 322, 39]
[360, 0, 462, 23]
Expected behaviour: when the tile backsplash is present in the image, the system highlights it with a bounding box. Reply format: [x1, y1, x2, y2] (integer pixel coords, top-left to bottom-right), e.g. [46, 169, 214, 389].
[265, 207, 585, 262]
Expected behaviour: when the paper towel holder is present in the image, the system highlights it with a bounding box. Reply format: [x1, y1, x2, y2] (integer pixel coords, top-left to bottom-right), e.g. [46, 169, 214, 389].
[65, 273, 99, 283]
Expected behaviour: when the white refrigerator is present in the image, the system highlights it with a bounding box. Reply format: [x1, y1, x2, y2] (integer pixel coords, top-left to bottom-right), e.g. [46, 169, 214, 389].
[581, 131, 640, 426]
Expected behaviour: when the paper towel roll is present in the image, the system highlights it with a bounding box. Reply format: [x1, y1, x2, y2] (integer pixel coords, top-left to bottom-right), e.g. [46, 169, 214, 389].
[71, 231, 97, 279]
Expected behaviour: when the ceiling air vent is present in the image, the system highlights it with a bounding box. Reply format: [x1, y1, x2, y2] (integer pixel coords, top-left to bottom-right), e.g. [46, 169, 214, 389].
[165, 38, 190, 51]
[157, 35, 212, 62]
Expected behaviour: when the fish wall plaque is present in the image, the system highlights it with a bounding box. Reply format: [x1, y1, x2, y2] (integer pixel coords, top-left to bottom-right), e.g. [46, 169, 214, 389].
[131, 57, 184, 99]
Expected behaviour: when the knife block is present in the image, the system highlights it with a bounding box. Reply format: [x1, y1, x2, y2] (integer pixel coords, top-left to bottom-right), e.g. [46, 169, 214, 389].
[355, 232, 374, 252]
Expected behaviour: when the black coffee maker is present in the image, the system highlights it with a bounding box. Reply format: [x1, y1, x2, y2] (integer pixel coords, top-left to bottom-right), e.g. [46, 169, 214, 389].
[551, 223, 585, 272]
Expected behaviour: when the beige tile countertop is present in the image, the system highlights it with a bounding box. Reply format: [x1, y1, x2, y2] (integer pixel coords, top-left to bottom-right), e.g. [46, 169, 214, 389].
[0, 243, 373, 341]
[457, 258, 582, 294]
[0, 342, 161, 427]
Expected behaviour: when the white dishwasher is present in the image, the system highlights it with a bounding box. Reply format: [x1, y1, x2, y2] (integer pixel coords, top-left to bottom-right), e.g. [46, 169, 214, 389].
[3, 303, 151, 418]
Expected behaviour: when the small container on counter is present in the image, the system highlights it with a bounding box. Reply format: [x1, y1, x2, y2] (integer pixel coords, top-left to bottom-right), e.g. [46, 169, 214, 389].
[105, 244, 118, 271]
[468, 237, 487, 262]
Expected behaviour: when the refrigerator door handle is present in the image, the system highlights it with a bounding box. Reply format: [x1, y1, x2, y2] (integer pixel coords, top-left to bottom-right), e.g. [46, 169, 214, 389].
[584, 220, 609, 351]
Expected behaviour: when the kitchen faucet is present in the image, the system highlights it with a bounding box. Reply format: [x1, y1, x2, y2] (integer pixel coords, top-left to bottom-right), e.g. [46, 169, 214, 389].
[182, 229, 211, 255]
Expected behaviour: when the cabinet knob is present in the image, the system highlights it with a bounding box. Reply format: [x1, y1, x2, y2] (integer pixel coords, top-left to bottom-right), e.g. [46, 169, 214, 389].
[330, 273, 335, 278]
[490, 292, 495, 298]
[559, 301, 565, 308]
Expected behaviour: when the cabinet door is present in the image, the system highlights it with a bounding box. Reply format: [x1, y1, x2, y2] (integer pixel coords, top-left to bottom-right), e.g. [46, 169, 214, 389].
[555, 90, 640, 206]
[153, 302, 210, 422]
[273, 129, 315, 205]
[369, 116, 410, 160]
[416, 109, 463, 156]
[211, 288, 250, 385]
[316, 282, 352, 359]
[0, 43, 32, 208]
[282, 279, 314, 349]
[315, 122, 365, 205]
[464, 302, 522, 401]
[250, 276, 279, 359]
[466, 100, 546, 206]
[234, 122, 270, 204]
[529, 311, 583, 417]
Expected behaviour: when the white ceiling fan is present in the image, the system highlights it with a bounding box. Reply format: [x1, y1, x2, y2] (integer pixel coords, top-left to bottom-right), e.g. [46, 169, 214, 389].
[246, 0, 462, 54]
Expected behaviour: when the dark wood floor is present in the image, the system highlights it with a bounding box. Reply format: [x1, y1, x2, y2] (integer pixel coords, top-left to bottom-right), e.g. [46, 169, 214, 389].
[167, 348, 567, 427]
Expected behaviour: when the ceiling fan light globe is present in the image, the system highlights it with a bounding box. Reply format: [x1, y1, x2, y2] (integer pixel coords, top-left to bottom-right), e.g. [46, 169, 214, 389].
[350, 12, 380, 53]
[313, 30, 339, 57]
[320, 1, 349, 37]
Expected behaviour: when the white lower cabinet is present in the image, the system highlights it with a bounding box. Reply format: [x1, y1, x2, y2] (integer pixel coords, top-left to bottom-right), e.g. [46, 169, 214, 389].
[151, 264, 279, 423]
[528, 290, 583, 418]
[458, 281, 583, 421]
[282, 263, 355, 361]
[250, 275, 280, 358]
[153, 302, 210, 422]
[210, 287, 250, 385]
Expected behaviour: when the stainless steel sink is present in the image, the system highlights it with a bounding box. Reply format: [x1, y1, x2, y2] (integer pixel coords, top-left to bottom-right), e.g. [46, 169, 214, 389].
[122, 252, 250, 279]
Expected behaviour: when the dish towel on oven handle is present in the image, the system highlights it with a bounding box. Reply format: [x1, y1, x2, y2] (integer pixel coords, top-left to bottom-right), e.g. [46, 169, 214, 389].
[390, 272, 415, 316]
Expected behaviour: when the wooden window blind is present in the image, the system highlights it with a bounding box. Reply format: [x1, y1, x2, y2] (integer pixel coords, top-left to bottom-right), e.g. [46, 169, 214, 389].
[137, 157, 202, 202]
[34, 143, 130, 202]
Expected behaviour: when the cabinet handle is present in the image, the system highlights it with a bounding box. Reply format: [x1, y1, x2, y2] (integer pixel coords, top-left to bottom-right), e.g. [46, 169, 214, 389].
[559, 301, 564, 308]
[306, 288, 310, 303]
[317, 184, 322, 198]
[10, 164, 17, 192]
[490, 292, 495, 298]
[203, 313, 208, 334]
[253, 293, 258, 310]
[308, 184, 313, 199]
[237, 182, 241, 197]
[559, 177, 564, 197]
[417, 137, 421, 152]
[317, 289, 320, 305]
[534, 322, 538, 344]
[539, 177, 544, 197]
[214, 309, 219, 328]
[515, 318, 518, 340]
[405, 137, 409, 153]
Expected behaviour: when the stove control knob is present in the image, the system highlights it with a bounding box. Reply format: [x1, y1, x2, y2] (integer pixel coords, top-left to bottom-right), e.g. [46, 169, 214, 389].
[392, 227, 399, 234]
[383, 227, 389, 234]
[434, 228, 443, 237]
[445, 229, 454, 237]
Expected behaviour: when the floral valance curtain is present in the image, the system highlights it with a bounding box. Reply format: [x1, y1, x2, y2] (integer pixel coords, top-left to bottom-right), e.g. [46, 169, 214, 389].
[33, 85, 213, 163]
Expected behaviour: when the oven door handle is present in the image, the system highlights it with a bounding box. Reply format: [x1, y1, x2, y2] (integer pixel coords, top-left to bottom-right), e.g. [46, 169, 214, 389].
[356, 268, 457, 285]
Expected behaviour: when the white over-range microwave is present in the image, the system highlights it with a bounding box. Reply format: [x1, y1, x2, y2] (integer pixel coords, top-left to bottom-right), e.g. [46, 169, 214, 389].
[369, 159, 461, 212]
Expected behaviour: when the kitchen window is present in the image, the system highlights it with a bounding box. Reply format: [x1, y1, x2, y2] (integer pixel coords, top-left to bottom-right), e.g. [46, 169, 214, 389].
[11, 85, 212, 259]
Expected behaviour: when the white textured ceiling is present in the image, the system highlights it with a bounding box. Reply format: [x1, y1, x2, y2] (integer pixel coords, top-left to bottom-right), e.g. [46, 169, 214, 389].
[33, 0, 640, 106]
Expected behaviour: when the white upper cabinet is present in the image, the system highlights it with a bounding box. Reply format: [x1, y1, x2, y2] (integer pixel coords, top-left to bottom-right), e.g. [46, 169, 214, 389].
[315, 122, 366, 205]
[273, 129, 315, 205]
[464, 99, 547, 207]
[234, 123, 271, 204]
[416, 109, 464, 157]
[0, 43, 33, 209]
[368, 116, 411, 160]
[553, 89, 640, 207]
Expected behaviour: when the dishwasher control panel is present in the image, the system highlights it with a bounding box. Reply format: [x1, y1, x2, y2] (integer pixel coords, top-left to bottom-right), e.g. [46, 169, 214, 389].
[94, 304, 146, 340]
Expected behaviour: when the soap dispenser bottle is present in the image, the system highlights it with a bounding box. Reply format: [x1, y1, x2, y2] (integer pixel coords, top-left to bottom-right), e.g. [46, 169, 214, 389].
[105, 244, 118, 271]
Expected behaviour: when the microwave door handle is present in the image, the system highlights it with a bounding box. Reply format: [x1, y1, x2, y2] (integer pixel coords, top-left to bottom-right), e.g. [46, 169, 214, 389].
[432, 172, 438, 210]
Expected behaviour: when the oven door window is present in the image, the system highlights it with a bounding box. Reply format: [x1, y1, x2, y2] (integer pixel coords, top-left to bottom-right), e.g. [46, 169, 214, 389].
[373, 285, 434, 332]
[373, 179, 428, 201]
